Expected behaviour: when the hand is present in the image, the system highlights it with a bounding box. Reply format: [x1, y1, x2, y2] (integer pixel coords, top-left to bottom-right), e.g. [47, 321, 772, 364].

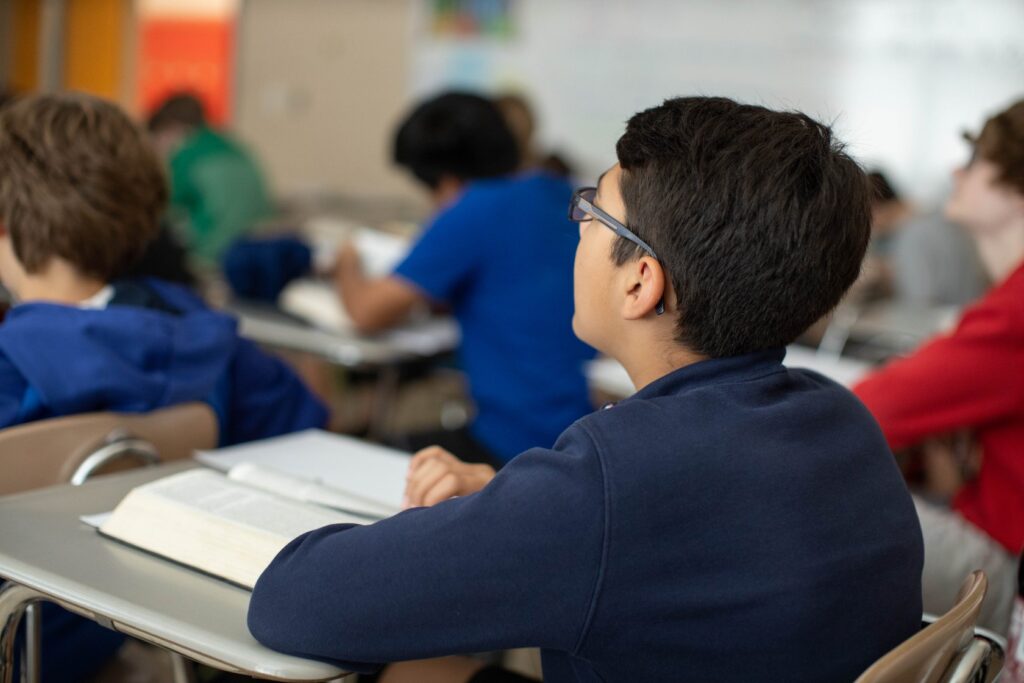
[334, 240, 362, 279]
[403, 446, 495, 509]
[921, 431, 981, 500]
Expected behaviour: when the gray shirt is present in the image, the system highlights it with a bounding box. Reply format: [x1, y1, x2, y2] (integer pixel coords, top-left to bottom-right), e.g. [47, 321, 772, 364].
[892, 211, 989, 306]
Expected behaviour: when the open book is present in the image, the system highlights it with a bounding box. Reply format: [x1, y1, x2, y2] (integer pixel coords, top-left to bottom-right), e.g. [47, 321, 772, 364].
[95, 468, 367, 589]
[92, 431, 413, 588]
[194, 429, 410, 516]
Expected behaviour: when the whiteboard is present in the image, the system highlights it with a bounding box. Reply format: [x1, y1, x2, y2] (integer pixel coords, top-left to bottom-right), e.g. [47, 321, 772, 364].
[409, 0, 1024, 204]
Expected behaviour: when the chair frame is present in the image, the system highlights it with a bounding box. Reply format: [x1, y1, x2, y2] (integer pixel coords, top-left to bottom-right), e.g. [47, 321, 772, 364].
[855, 571, 1004, 683]
[1, 405, 215, 683]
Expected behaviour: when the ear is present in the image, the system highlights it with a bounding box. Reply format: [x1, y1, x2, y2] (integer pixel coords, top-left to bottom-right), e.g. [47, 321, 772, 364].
[620, 255, 667, 320]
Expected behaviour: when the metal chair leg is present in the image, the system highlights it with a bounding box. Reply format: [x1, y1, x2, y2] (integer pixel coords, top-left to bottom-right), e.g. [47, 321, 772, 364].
[22, 604, 40, 683]
[0, 583, 44, 683]
[169, 652, 196, 683]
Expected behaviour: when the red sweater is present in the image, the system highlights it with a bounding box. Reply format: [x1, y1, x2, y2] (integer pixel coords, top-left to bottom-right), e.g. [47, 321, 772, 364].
[854, 263, 1024, 554]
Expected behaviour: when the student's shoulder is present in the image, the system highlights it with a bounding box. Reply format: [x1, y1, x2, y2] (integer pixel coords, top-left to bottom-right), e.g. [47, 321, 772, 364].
[561, 399, 666, 460]
[455, 172, 572, 210]
[128, 278, 210, 313]
[948, 264, 1024, 341]
[989, 264, 1024, 331]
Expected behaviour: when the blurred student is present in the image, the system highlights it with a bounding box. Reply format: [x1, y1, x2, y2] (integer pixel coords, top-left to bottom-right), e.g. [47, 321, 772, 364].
[147, 92, 272, 266]
[891, 210, 989, 307]
[855, 99, 1024, 633]
[333, 92, 595, 466]
[249, 97, 923, 683]
[495, 92, 575, 177]
[851, 171, 910, 302]
[0, 93, 326, 682]
[862, 170, 987, 306]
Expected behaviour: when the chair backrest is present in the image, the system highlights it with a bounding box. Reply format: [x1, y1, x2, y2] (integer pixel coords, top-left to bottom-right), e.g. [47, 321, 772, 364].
[0, 403, 218, 496]
[855, 571, 995, 683]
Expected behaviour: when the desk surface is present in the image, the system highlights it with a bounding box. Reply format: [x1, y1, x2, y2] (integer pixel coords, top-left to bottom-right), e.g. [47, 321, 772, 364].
[0, 462, 346, 681]
[229, 299, 458, 367]
[847, 302, 958, 350]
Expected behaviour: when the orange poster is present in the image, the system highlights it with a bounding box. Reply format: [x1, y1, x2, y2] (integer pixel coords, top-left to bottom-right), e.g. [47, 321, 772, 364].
[136, 0, 238, 124]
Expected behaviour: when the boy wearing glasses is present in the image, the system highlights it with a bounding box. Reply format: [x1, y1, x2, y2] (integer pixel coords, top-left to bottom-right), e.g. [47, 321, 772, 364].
[249, 97, 923, 683]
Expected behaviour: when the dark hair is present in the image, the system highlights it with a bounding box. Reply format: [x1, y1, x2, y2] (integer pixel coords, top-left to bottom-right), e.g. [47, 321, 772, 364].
[0, 93, 167, 281]
[147, 92, 206, 133]
[971, 99, 1024, 196]
[614, 96, 871, 358]
[867, 171, 899, 203]
[392, 92, 519, 189]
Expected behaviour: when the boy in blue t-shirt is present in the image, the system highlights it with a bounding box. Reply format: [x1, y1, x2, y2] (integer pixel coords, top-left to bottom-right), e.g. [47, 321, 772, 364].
[333, 92, 595, 466]
[249, 98, 924, 682]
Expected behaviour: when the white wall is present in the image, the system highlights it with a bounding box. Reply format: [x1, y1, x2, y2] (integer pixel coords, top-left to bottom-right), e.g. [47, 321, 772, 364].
[234, 0, 421, 203]
[410, 0, 1024, 204]
[232, 0, 1024, 206]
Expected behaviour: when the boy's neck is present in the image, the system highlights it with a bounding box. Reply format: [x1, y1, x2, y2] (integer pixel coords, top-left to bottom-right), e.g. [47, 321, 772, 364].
[614, 334, 707, 393]
[431, 176, 465, 209]
[15, 261, 108, 305]
[974, 217, 1024, 284]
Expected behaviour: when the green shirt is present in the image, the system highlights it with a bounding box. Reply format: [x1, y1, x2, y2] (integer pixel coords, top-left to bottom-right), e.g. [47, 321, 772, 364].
[168, 127, 272, 265]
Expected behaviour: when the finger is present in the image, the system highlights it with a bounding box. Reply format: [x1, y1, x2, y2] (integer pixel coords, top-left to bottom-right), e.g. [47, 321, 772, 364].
[406, 460, 451, 507]
[407, 447, 449, 477]
[422, 473, 460, 507]
[409, 445, 446, 469]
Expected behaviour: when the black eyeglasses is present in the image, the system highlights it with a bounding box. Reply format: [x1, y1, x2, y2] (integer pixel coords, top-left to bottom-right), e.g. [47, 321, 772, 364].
[568, 186, 664, 315]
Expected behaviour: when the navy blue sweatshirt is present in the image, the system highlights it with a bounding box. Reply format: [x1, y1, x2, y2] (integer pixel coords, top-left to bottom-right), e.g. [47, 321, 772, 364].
[248, 349, 923, 682]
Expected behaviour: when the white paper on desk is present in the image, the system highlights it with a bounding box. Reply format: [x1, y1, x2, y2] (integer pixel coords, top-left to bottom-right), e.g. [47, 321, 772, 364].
[352, 229, 410, 277]
[305, 222, 411, 278]
[195, 430, 409, 512]
[278, 279, 461, 356]
[280, 279, 355, 332]
[80, 512, 112, 528]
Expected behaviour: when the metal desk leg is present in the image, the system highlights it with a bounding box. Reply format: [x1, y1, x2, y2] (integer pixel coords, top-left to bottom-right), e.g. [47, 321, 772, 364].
[368, 365, 401, 442]
[0, 583, 44, 683]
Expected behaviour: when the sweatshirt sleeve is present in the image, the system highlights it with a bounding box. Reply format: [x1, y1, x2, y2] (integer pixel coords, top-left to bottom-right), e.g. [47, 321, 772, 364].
[223, 338, 328, 445]
[853, 298, 1024, 450]
[247, 423, 606, 669]
[0, 353, 27, 428]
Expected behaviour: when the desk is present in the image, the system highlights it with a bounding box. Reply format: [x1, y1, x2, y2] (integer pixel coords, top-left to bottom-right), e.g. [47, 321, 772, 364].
[229, 299, 459, 369]
[847, 302, 958, 351]
[818, 301, 959, 360]
[229, 300, 461, 439]
[0, 463, 347, 682]
[587, 345, 873, 399]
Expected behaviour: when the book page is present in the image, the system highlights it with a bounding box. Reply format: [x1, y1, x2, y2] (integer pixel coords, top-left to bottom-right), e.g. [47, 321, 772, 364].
[279, 278, 356, 332]
[99, 469, 362, 588]
[227, 462, 397, 518]
[141, 469, 355, 537]
[196, 430, 410, 510]
[303, 220, 411, 278]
